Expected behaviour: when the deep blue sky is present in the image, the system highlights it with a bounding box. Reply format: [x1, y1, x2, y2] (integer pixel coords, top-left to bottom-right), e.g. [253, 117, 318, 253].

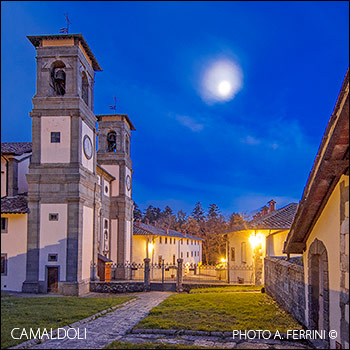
[1, 1, 349, 216]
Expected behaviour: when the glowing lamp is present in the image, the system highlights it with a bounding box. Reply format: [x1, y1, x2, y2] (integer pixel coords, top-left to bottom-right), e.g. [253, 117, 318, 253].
[220, 258, 227, 263]
[249, 232, 264, 249]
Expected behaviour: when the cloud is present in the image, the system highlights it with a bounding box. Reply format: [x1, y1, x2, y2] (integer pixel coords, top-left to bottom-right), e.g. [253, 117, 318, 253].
[240, 135, 261, 145]
[176, 115, 204, 132]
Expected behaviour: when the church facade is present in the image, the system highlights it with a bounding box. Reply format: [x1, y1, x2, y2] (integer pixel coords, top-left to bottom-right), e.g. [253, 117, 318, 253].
[1, 34, 135, 296]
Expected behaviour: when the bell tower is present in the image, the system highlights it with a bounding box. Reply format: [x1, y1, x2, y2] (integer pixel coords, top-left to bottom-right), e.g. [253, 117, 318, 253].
[97, 114, 135, 278]
[23, 34, 102, 295]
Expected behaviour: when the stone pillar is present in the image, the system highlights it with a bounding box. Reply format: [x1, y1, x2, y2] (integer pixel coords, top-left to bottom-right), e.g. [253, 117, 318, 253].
[176, 258, 183, 292]
[144, 258, 151, 292]
[253, 246, 263, 286]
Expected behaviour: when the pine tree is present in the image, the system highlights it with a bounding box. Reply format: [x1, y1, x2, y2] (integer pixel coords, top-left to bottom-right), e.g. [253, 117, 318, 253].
[133, 203, 143, 221]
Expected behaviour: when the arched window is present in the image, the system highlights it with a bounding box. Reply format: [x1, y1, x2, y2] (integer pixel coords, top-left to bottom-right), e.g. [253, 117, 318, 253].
[107, 131, 117, 152]
[50, 61, 66, 96]
[81, 72, 89, 105]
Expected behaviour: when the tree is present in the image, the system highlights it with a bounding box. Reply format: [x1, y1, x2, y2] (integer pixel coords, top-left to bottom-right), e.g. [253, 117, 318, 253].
[133, 203, 143, 221]
[192, 202, 205, 222]
[174, 210, 187, 231]
[158, 205, 176, 229]
[143, 205, 161, 224]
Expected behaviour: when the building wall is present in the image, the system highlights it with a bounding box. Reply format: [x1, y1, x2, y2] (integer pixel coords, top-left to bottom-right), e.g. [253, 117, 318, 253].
[102, 164, 119, 196]
[133, 235, 202, 265]
[303, 175, 349, 349]
[41, 116, 71, 163]
[1, 157, 6, 197]
[39, 204, 67, 283]
[17, 156, 30, 194]
[1, 214, 27, 291]
[81, 120, 94, 173]
[82, 205, 93, 281]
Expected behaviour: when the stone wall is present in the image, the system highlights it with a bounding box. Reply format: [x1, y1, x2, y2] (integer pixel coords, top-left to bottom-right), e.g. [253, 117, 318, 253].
[90, 281, 145, 293]
[264, 256, 305, 325]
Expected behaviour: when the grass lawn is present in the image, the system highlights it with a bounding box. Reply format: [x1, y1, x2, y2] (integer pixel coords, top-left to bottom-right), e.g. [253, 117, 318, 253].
[135, 292, 301, 333]
[189, 285, 262, 293]
[1, 294, 134, 349]
[105, 341, 222, 349]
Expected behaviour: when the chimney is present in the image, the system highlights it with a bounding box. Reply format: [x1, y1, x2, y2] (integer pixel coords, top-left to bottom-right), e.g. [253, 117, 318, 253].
[261, 206, 269, 216]
[268, 200, 276, 213]
[145, 218, 150, 225]
[135, 219, 141, 227]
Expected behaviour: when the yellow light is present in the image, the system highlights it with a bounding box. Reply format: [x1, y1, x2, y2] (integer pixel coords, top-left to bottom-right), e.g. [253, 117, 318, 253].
[220, 258, 227, 263]
[249, 232, 264, 249]
[148, 242, 154, 255]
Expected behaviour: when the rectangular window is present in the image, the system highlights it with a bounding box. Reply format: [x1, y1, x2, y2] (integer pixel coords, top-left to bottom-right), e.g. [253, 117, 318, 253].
[1, 254, 7, 275]
[165, 237, 167, 244]
[170, 238, 172, 244]
[187, 252, 189, 258]
[191, 240, 193, 245]
[231, 247, 235, 262]
[191, 251, 193, 257]
[174, 238, 176, 244]
[241, 242, 247, 264]
[49, 213, 59, 221]
[104, 219, 109, 229]
[50, 132, 61, 143]
[48, 254, 58, 262]
[181, 252, 183, 258]
[159, 237, 162, 244]
[1, 218, 8, 233]
[181, 239, 183, 245]
[187, 239, 189, 245]
[158, 256, 162, 267]
[173, 254, 176, 265]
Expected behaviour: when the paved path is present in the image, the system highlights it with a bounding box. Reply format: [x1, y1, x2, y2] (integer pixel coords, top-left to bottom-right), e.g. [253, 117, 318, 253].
[30, 292, 172, 349]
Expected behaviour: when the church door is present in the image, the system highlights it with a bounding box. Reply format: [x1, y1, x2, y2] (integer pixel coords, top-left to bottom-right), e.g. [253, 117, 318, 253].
[47, 267, 59, 293]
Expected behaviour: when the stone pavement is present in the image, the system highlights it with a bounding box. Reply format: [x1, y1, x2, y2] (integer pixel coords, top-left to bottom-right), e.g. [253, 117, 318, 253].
[29, 292, 172, 349]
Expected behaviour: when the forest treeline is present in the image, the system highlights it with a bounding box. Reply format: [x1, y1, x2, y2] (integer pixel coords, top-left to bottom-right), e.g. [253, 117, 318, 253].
[133, 202, 248, 265]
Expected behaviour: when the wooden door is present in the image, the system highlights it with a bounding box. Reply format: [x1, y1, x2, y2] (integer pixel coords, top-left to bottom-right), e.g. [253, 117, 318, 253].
[47, 267, 59, 293]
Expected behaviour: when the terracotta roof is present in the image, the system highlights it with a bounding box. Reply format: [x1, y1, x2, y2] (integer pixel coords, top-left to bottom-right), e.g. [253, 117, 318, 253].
[133, 222, 204, 241]
[224, 203, 298, 233]
[1, 195, 29, 214]
[1, 142, 32, 156]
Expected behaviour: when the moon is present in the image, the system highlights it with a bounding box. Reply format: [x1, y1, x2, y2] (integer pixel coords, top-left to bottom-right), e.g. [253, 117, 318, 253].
[201, 59, 243, 104]
[218, 80, 232, 96]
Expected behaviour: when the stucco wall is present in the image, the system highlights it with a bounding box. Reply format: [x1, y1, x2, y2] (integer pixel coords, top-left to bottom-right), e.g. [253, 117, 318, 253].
[82, 206, 93, 280]
[41, 116, 71, 163]
[39, 204, 67, 282]
[102, 164, 119, 196]
[1, 157, 7, 197]
[1, 214, 27, 291]
[17, 156, 30, 194]
[303, 175, 349, 348]
[110, 219, 118, 262]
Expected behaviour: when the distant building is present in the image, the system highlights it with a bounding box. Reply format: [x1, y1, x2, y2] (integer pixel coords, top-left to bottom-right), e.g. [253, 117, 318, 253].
[223, 200, 298, 285]
[283, 69, 349, 349]
[133, 221, 203, 266]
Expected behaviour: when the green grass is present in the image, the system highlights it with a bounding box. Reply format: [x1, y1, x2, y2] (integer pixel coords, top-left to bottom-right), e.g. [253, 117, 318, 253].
[189, 285, 262, 293]
[104, 341, 223, 349]
[1, 295, 134, 349]
[135, 292, 301, 333]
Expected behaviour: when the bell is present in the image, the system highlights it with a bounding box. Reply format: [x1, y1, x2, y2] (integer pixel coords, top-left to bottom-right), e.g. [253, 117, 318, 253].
[55, 69, 65, 82]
